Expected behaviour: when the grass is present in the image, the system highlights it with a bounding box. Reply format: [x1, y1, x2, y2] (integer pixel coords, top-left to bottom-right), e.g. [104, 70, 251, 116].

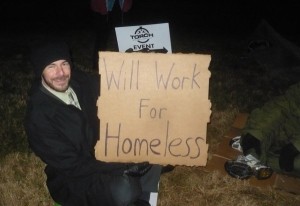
[1, 27, 300, 205]
[0, 153, 51, 206]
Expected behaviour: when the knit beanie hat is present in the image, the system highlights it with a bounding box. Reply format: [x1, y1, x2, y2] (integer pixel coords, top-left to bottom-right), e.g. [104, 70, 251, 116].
[30, 40, 72, 78]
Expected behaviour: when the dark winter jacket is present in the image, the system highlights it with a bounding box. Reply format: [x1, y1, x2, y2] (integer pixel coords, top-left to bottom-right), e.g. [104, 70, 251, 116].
[24, 70, 127, 205]
[242, 82, 300, 170]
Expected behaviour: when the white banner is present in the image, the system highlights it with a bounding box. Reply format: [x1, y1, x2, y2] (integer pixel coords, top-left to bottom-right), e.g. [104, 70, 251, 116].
[115, 23, 172, 53]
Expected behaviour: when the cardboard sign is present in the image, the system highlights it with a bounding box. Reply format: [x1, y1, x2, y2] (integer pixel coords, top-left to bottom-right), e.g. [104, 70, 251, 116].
[95, 52, 211, 166]
[115, 23, 172, 53]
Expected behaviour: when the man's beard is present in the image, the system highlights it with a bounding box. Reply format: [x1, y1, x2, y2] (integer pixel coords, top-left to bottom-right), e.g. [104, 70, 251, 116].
[42, 75, 70, 92]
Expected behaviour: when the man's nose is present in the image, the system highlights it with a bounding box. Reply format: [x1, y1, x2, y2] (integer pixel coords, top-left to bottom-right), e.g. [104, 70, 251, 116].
[56, 66, 65, 75]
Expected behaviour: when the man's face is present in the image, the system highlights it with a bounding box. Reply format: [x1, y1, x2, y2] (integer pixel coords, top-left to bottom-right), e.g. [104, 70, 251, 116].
[42, 59, 71, 92]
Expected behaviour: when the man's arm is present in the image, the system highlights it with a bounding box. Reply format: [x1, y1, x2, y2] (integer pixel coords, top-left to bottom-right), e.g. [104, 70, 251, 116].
[243, 82, 300, 140]
[25, 105, 127, 178]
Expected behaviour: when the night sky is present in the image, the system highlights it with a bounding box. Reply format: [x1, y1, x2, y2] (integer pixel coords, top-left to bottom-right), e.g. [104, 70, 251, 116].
[1, 0, 300, 37]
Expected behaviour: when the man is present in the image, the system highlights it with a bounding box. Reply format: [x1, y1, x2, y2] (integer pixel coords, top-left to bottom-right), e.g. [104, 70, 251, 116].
[226, 82, 300, 179]
[24, 40, 161, 206]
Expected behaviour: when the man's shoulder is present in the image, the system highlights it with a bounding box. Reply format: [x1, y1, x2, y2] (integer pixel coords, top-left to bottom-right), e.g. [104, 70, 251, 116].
[72, 69, 99, 83]
[27, 86, 62, 115]
[71, 69, 100, 97]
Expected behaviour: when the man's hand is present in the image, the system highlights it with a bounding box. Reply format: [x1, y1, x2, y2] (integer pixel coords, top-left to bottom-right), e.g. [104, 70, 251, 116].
[124, 162, 152, 177]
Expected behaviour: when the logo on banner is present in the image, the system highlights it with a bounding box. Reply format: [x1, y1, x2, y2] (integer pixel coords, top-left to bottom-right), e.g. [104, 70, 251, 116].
[130, 27, 153, 43]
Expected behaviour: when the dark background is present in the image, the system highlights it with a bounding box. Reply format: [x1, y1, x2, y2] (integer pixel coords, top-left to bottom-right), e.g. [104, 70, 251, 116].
[1, 0, 300, 36]
[1, 0, 300, 155]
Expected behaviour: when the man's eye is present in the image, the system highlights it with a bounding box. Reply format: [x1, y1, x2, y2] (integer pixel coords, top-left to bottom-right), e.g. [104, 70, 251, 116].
[63, 62, 70, 66]
[46, 65, 55, 69]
